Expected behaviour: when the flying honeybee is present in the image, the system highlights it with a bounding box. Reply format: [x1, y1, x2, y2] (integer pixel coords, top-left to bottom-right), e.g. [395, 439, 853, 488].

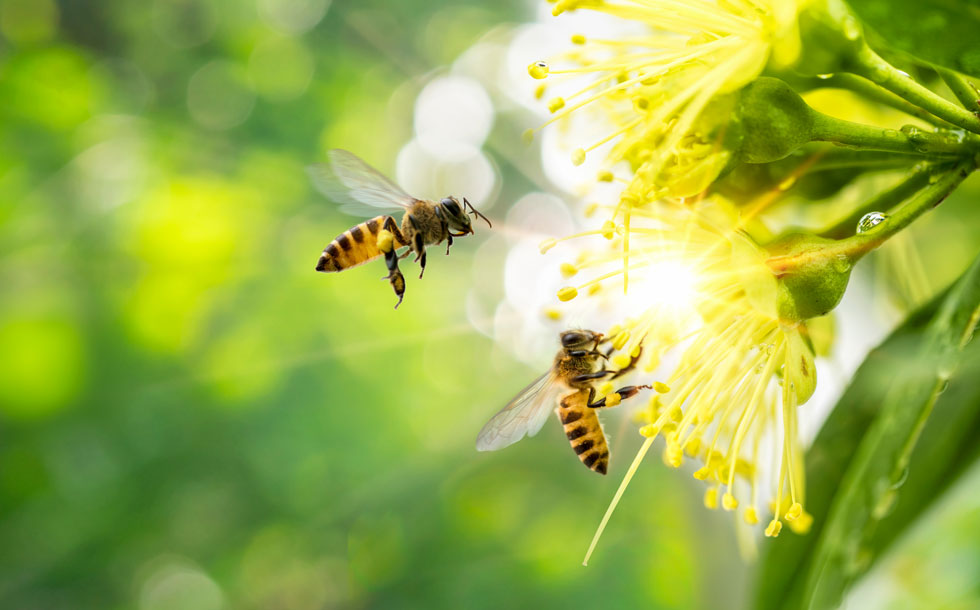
[309, 149, 491, 308]
[476, 330, 650, 475]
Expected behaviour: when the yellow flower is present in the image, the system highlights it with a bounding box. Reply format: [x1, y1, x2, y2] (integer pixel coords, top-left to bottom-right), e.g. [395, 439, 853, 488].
[560, 198, 817, 564]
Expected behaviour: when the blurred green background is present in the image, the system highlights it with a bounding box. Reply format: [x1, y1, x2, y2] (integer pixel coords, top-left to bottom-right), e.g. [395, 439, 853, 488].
[0, 0, 743, 608]
[2, 1, 979, 609]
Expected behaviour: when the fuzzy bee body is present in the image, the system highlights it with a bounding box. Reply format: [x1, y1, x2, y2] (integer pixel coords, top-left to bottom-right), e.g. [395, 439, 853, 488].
[309, 150, 490, 308]
[558, 389, 610, 474]
[316, 215, 407, 272]
[477, 329, 649, 475]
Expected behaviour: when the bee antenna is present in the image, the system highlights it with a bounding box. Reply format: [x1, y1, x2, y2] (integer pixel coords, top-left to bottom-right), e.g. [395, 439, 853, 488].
[464, 197, 492, 228]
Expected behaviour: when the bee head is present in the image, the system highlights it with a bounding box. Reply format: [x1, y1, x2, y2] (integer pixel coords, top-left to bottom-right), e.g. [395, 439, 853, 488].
[440, 196, 492, 235]
[560, 329, 602, 352]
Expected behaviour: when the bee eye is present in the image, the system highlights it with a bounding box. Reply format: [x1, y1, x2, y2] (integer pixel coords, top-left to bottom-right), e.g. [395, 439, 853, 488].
[441, 198, 460, 215]
[561, 332, 585, 347]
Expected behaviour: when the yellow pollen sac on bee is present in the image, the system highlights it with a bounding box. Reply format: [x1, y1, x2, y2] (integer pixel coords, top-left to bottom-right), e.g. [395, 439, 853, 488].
[560, 262, 578, 278]
[600, 220, 616, 240]
[612, 331, 629, 350]
[539, 238, 557, 254]
[557, 286, 578, 301]
[604, 392, 622, 407]
[376, 229, 395, 252]
[598, 381, 614, 395]
[612, 354, 633, 369]
[693, 466, 711, 480]
[528, 60, 549, 79]
[543, 307, 562, 321]
[584, 202, 600, 217]
[597, 170, 614, 182]
[653, 382, 670, 393]
[548, 97, 566, 113]
[571, 33, 586, 44]
[744, 507, 759, 525]
[571, 148, 586, 166]
[785, 502, 803, 521]
[722, 493, 738, 511]
[704, 488, 719, 509]
[522, 128, 535, 145]
[765, 519, 783, 537]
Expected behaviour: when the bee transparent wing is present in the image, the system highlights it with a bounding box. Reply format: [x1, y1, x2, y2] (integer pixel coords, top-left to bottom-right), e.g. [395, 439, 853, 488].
[476, 372, 561, 452]
[307, 149, 416, 216]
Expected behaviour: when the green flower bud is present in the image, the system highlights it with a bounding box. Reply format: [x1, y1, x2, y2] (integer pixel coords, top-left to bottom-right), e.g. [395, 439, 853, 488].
[736, 78, 814, 164]
[766, 233, 854, 321]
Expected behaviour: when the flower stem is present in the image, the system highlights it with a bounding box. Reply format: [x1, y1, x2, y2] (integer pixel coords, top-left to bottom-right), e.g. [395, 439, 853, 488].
[768, 160, 975, 273]
[816, 73, 955, 129]
[809, 110, 980, 156]
[848, 46, 980, 134]
[819, 162, 938, 239]
[936, 67, 980, 112]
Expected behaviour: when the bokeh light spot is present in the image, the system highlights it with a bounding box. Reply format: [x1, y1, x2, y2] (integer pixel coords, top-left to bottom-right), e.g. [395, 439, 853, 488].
[414, 75, 493, 160]
[187, 60, 255, 130]
[0, 316, 85, 420]
[257, 0, 330, 34]
[247, 34, 315, 101]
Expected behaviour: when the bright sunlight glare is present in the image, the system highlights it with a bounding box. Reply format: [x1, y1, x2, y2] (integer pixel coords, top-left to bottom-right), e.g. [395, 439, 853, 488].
[631, 260, 699, 313]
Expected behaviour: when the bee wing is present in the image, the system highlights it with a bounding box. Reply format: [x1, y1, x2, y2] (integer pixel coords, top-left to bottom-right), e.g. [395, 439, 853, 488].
[476, 372, 562, 452]
[308, 149, 416, 215]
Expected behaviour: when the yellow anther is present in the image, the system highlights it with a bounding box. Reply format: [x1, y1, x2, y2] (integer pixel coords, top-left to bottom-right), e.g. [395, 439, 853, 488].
[606, 324, 623, 337]
[630, 344, 642, 358]
[693, 466, 711, 480]
[584, 202, 599, 217]
[571, 148, 586, 166]
[548, 97, 566, 113]
[665, 442, 683, 467]
[597, 170, 614, 182]
[788, 510, 813, 534]
[557, 286, 578, 301]
[668, 406, 683, 422]
[639, 424, 659, 438]
[522, 128, 535, 145]
[543, 307, 562, 321]
[744, 507, 759, 525]
[376, 229, 395, 252]
[683, 437, 701, 457]
[612, 354, 632, 369]
[604, 392, 622, 407]
[660, 421, 677, 434]
[534, 84, 546, 100]
[764, 519, 783, 537]
[653, 382, 670, 393]
[722, 493, 738, 511]
[528, 60, 549, 79]
[538, 238, 557, 254]
[587, 283, 601, 295]
[704, 488, 718, 509]
[785, 502, 803, 521]
[559, 262, 578, 278]
[600, 220, 616, 240]
[571, 33, 586, 44]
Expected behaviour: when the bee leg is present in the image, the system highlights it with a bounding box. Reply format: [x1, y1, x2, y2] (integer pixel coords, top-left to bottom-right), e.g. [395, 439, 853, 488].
[382, 215, 409, 247]
[588, 385, 653, 409]
[382, 248, 406, 308]
[418, 250, 427, 279]
[445, 234, 453, 255]
[610, 347, 643, 379]
[572, 370, 613, 383]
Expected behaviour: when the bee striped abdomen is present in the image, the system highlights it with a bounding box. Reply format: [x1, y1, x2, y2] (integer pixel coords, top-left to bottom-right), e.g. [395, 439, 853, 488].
[558, 390, 609, 475]
[316, 215, 403, 272]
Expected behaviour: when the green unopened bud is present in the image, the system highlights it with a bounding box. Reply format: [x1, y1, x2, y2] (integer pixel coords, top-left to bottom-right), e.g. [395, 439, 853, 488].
[766, 233, 853, 321]
[736, 78, 814, 163]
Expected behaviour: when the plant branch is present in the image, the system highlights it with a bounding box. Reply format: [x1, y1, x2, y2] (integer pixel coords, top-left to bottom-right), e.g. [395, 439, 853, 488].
[936, 66, 980, 112]
[848, 46, 980, 134]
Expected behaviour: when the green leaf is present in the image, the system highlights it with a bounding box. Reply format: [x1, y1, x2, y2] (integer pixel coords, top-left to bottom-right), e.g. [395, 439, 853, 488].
[754, 251, 980, 610]
[847, 0, 980, 78]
